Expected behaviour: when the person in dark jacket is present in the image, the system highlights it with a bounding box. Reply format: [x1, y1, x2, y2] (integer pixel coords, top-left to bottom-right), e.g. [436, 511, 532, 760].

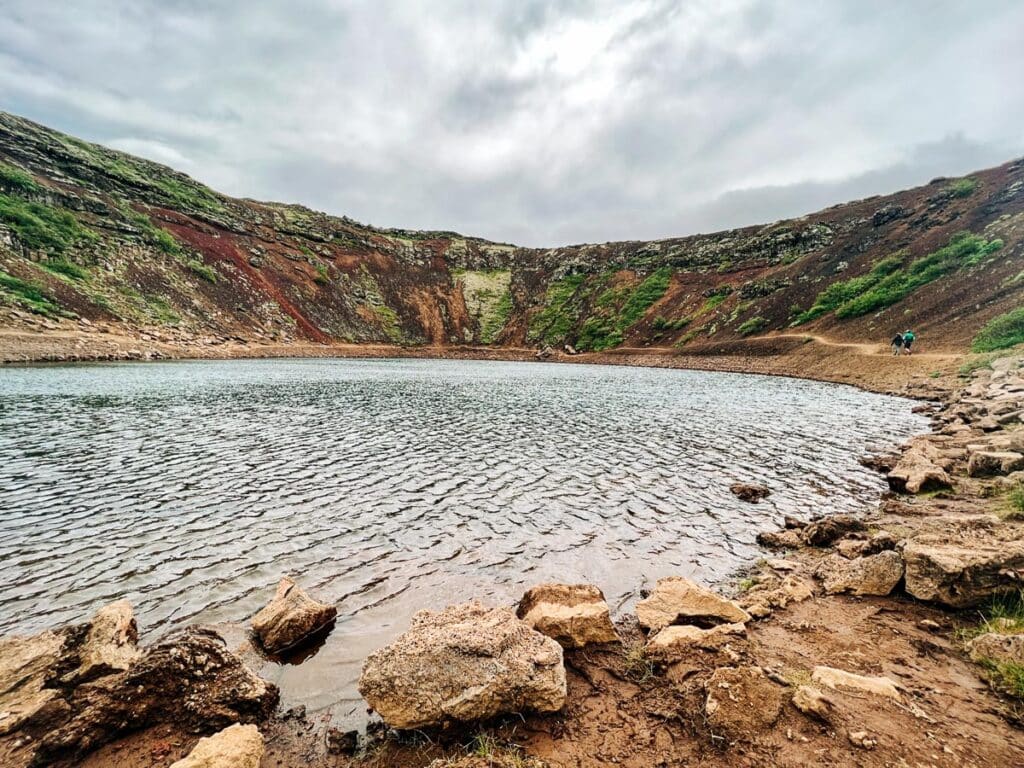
[891, 332, 904, 356]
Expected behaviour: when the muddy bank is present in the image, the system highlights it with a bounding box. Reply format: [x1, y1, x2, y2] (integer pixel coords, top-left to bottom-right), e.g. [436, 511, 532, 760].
[2, 351, 1023, 767]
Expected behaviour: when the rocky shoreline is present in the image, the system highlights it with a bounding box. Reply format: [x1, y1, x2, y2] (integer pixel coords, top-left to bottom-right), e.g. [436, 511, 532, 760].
[2, 355, 1023, 767]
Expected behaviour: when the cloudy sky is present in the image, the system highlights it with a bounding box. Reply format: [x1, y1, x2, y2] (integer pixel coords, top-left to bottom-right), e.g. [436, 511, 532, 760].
[2, 1, 1023, 246]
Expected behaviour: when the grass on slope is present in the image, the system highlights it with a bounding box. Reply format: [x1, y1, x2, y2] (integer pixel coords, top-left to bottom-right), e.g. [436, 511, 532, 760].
[973, 307, 1024, 353]
[794, 232, 1003, 324]
[575, 267, 672, 351]
[0, 269, 62, 315]
[0, 193, 98, 254]
[0, 161, 39, 193]
[528, 273, 588, 346]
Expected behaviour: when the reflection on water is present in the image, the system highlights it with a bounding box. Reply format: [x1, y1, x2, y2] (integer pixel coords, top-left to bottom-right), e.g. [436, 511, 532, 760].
[0, 358, 926, 724]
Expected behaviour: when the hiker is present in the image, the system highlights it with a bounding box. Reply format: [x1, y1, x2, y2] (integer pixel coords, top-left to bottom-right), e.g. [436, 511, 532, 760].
[891, 332, 904, 356]
[903, 329, 916, 355]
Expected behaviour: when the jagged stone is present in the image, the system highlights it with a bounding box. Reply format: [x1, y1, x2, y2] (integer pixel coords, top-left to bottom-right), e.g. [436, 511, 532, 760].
[62, 599, 140, 685]
[645, 623, 746, 660]
[967, 450, 1024, 477]
[800, 515, 866, 547]
[358, 601, 565, 729]
[811, 666, 900, 700]
[902, 539, 1024, 607]
[0, 630, 64, 736]
[704, 666, 783, 742]
[968, 632, 1024, 665]
[887, 439, 953, 494]
[814, 551, 904, 596]
[169, 723, 264, 768]
[251, 577, 337, 654]
[756, 529, 802, 549]
[636, 577, 750, 633]
[792, 685, 834, 722]
[516, 583, 618, 648]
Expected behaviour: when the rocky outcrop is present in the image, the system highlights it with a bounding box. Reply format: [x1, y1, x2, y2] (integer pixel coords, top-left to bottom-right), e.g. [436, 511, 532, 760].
[814, 551, 904, 596]
[636, 577, 750, 633]
[62, 599, 140, 685]
[169, 723, 264, 768]
[967, 450, 1024, 477]
[251, 577, 337, 654]
[967, 632, 1024, 665]
[887, 437, 953, 494]
[7, 621, 277, 765]
[901, 538, 1024, 607]
[0, 630, 64, 737]
[704, 666, 783, 742]
[799, 515, 866, 547]
[358, 601, 566, 729]
[516, 583, 618, 648]
[729, 483, 771, 503]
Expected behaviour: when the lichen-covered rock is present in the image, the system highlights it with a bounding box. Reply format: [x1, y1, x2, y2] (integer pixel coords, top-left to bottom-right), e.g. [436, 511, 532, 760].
[251, 577, 337, 654]
[358, 601, 566, 729]
[516, 583, 618, 648]
[814, 551, 904, 596]
[636, 577, 750, 633]
[169, 723, 264, 768]
[902, 539, 1024, 607]
[704, 666, 783, 742]
[967, 632, 1024, 665]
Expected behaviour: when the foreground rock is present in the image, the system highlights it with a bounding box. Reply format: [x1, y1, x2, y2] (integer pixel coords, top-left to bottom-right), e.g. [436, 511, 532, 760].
[729, 483, 771, 503]
[887, 437, 953, 494]
[358, 601, 566, 729]
[636, 577, 750, 633]
[799, 515, 866, 547]
[704, 666, 783, 742]
[811, 666, 900, 700]
[968, 632, 1024, 665]
[516, 583, 618, 648]
[645, 623, 746, 660]
[3, 615, 277, 764]
[169, 723, 264, 768]
[814, 551, 904, 596]
[901, 538, 1024, 607]
[792, 685, 834, 722]
[251, 577, 337, 654]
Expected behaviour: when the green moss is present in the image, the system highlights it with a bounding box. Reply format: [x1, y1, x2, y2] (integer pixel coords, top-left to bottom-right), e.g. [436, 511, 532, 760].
[528, 273, 587, 345]
[948, 177, 979, 199]
[0, 194, 97, 253]
[652, 315, 689, 331]
[700, 292, 729, 314]
[42, 258, 89, 281]
[0, 269, 61, 315]
[737, 316, 768, 336]
[794, 255, 903, 324]
[314, 263, 330, 284]
[480, 289, 512, 344]
[618, 267, 671, 329]
[0, 162, 39, 193]
[374, 304, 402, 343]
[187, 259, 217, 283]
[972, 307, 1024, 353]
[143, 294, 180, 325]
[120, 206, 181, 255]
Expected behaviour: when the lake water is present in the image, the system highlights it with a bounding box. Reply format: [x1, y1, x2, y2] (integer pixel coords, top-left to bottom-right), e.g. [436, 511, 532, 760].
[0, 358, 926, 725]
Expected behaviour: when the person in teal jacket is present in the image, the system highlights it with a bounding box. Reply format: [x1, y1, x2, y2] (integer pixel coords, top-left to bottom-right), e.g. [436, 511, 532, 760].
[902, 329, 916, 355]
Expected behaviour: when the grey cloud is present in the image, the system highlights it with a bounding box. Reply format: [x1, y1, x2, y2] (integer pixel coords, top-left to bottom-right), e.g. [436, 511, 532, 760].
[1, 0, 1022, 247]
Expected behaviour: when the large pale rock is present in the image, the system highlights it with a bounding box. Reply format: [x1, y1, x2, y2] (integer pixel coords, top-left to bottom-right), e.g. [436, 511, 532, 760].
[636, 577, 750, 633]
[704, 666, 783, 741]
[170, 723, 264, 768]
[358, 601, 566, 729]
[251, 577, 337, 654]
[811, 666, 900, 700]
[0, 630, 63, 736]
[516, 583, 618, 648]
[64, 599, 140, 685]
[887, 439, 952, 494]
[645, 623, 746, 660]
[814, 551, 904, 596]
[902, 539, 1024, 607]
[968, 632, 1024, 665]
[967, 451, 1024, 477]
[740, 575, 814, 619]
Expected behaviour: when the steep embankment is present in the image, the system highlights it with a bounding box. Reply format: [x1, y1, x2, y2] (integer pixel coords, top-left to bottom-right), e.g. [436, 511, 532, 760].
[0, 110, 1022, 368]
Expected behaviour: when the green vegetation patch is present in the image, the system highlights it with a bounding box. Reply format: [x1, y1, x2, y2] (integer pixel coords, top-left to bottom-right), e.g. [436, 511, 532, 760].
[121, 206, 182, 255]
[527, 273, 588, 346]
[737, 316, 768, 336]
[187, 259, 217, 283]
[455, 269, 512, 344]
[0, 269, 61, 315]
[573, 267, 673, 352]
[972, 307, 1024, 353]
[42, 258, 89, 281]
[0, 162, 39, 193]
[948, 177, 979, 199]
[0, 194, 98, 253]
[793, 256, 902, 324]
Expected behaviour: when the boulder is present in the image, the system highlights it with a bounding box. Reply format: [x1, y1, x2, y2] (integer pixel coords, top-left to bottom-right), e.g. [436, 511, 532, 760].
[645, 623, 746, 660]
[740, 575, 813, 619]
[756, 529, 801, 549]
[887, 440, 952, 494]
[800, 515, 867, 547]
[169, 723, 264, 768]
[810, 666, 900, 700]
[967, 632, 1024, 665]
[28, 627, 278, 764]
[967, 451, 1024, 477]
[516, 583, 618, 648]
[358, 601, 566, 729]
[251, 577, 337, 654]
[814, 551, 904, 596]
[704, 666, 783, 742]
[791, 685, 834, 722]
[729, 483, 771, 503]
[62, 599, 140, 685]
[0, 630, 64, 736]
[636, 577, 750, 633]
[902, 539, 1024, 607]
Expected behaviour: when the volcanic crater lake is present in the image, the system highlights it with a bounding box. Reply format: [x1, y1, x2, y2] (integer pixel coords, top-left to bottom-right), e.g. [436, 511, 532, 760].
[0, 357, 927, 724]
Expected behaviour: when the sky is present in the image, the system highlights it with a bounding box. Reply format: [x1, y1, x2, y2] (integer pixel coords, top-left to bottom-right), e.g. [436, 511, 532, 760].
[2, 1, 1023, 247]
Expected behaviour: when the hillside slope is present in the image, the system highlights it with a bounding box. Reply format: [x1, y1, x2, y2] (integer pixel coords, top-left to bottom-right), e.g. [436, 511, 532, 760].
[1, 111, 1022, 360]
